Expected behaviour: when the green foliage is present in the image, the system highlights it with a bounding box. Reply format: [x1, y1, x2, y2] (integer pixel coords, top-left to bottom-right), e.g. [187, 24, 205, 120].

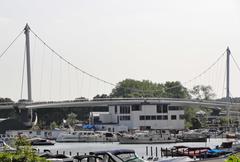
[185, 121, 192, 129]
[93, 94, 109, 99]
[220, 116, 229, 126]
[50, 121, 58, 130]
[0, 137, 49, 162]
[0, 152, 48, 162]
[110, 79, 162, 97]
[190, 85, 215, 100]
[164, 81, 190, 98]
[184, 85, 216, 129]
[110, 79, 189, 98]
[184, 107, 200, 129]
[66, 112, 79, 128]
[190, 117, 202, 129]
[226, 153, 240, 162]
[0, 97, 13, 102]
[14, 136, 30, 149]
[0, 153, 12, 162]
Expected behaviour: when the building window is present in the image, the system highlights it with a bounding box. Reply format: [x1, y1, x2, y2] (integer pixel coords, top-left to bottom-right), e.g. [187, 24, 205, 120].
[120, 105, 130, 114]
[93, 116, 101, 124]
[169, 106, 184, 111]
[163, 104, 168, 113]
[157, 115, 162, 120]
[163, 115, 168, 120]
[139, 116, 145, 120]
[37, 131, 41, 135]
[156, 104, 168, 113]
[171, 115, 177, 120]
[120, 116, 130, 120]
[132, 105, 141, 111]
[157, 105, 162, 113]
[179, 114, 185, 120]
[146, 116, 151, 120]
[169, 106, 178, 111]
[115, 106, 118, 114]
[151, 116, 156, 120]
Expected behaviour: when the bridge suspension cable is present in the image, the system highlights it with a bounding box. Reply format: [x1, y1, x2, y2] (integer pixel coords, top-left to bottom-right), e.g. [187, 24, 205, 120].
[29, 29, 116, 87]
[182, 50, 226, 86]
[0, 29, 24, 59]
[20, 45, 26, 99]
[26, 26, 228, 98]
[231, 54, 240, 73]
[123, 49, 227, 94]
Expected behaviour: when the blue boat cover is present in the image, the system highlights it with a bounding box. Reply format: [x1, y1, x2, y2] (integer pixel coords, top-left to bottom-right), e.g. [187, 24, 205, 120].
[83, 124, 95, 129]
[208, 149, 225, 153]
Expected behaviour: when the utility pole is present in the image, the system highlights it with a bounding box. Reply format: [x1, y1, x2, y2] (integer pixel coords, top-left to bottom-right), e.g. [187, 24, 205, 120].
[226, 47, 231, 127]
[24, 24, 32, 101]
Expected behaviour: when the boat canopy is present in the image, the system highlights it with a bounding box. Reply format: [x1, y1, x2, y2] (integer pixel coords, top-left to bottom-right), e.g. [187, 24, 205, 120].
[83, 124, 96, 129]
[208, 149, 226, 153]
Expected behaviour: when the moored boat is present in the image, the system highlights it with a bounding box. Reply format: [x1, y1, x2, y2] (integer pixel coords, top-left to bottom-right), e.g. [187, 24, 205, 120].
[56, 131, 118, 142]
[161, 146, 210, 158]
[39, 152, 73, 162]
[28, 138, 55, 146]
[90, 149, 147, 162]
[178, 130, 208, 142]
[118, 130, 177, 144]
[0, 140, 16, 152]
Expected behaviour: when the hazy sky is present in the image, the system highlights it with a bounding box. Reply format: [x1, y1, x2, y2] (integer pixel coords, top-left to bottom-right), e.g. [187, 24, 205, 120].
[0, 0, 240, 101]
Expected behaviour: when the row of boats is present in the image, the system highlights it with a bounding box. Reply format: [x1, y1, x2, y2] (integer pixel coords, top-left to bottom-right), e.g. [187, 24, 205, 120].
[0, 129, 214, 145]
[0, 137, 239, 162]
[39, 149, 148, 162]
[0, 141, 147, 162]
[1, 139, 237, 162]
[56, 129, 209, 144]
[162, 141, 234, 158]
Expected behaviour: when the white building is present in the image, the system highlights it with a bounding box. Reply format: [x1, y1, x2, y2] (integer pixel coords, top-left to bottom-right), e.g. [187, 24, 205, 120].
[90, 103, 185, 131]
[89, 112, 128, 132]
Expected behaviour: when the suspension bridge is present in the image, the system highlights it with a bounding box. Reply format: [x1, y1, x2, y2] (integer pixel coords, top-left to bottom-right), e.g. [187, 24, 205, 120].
[0, 24, 240, 131]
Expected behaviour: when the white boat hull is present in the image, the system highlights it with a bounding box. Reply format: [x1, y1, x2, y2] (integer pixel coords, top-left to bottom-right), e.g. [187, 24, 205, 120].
[56, 131, 118, 142]
[118, 137, 177, 144]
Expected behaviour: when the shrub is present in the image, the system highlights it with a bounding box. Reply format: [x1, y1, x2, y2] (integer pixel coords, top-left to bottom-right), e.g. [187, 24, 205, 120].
[0, 136, 49, 162]
[226, 153, 240, 162]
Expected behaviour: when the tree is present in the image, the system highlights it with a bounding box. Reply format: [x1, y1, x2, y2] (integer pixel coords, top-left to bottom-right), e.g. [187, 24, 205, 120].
[50, 121, 58, 130]
[163, 81, 190, 98]
[190, 85, 215, 100]
[184, 106, 201, 129]
[110, 79, 189, 98]
[190, 117, 202, 129]
[0, 136, 48, 162]
[0, 98, 13, 102]
[219, 116, 229, 126]
[93, 94, 109, 99]
[66, 112, 79, 128]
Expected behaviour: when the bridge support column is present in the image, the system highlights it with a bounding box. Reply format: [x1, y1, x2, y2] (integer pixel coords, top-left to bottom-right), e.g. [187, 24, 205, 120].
[20, 108, 33, 128]
[24, 24, 32, 101]
[226, 47, 231, 127]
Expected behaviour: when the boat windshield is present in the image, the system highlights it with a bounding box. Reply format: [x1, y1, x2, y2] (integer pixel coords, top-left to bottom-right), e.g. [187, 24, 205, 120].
[116, 153, 144, 162]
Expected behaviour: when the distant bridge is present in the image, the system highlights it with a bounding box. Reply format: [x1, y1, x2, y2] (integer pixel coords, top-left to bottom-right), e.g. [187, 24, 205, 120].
[0, 97, 239, 110]
[0, 24, 240, 131]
